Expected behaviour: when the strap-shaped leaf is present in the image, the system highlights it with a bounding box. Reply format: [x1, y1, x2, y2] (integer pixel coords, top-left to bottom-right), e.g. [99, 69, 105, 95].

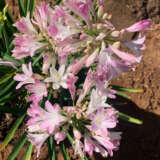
[0, 80, 15, 97]
[60, 142, 70, 160]
[7, 133, 28, 160]
[0, 92, 12, 103]
[0, 0, 5, 11]
[47, 136, 57, 160]
[3, 54, 20, 64]
[118, 112, 143, 125]
[29, 0, 36, 18]
[0, 72, 14, 85]
[23, 142, 33, 160]
[24, 0, 30, 16]
[18, 0, 25, 17]
[0, 113, 25, 151]
[6, 8, 14, 24]
[116, 91, 131, 99]
[1, 26, 9, 53]
[55, 0, 63, 5]
[112, 85, 143, 93]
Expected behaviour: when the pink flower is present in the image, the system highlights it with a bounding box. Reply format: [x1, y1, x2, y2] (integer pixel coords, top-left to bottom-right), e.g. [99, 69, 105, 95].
[13, 13, 36, 34]
[84, 134, 95, 156]
[40, 101, 67, 134]
[28, 132, 49, 157]
[95, 81, 116, 98]
[84, 134, 109, 157]
[27, 103, 46, 126]
[73, 128, 82, 140]
[25, 80, 48, 104]
[72, 139, 84, 158]
[125, 19, 152, 32]
[64, 0, 92, 26]
[54, 131, 66, 144]
[14, 62, 35, 89]
[33, 3, 50, 30]
[97, 44, 131, 81]
[67, 55, 88, 74]
[57, 34, 92, 64]
[67, 74, 78, 100]
[109, 45, 141, 65]
[123, 34, 146, 61]
[48, 7, 81, 44]
[98, 0, 104, 6]
[27, 101, 67, 135]
[77, 69, 94, 104]
[90, 107, 118, 131]
[85, 48, 99, 67]
[27, 103, 49, 157]
[87, 89, 109, 114]
[12, 34, 46, 59]
[42, 53, 56, 74]
[93, 135, 117, 156]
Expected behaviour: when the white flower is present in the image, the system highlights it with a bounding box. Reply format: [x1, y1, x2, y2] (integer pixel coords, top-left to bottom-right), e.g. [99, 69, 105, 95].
[45, 65, 69, 90]
[87, 89, 109, 114]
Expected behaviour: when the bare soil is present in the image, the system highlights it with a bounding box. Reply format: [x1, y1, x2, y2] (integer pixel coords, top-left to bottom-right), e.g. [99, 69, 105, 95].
[1, 0, 160, 159]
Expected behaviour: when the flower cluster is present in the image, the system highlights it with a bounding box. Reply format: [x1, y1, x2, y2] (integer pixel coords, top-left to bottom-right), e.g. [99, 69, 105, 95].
[11, 0, 151, 158]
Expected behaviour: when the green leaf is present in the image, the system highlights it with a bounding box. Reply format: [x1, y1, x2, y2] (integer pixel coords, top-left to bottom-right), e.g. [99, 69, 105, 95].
[0, 113, 26, 151]
[29, 0, 36, 18]
[0, 66, 15, 76]
[1, 26, 9, 53]
[0, 72, 14, 85]
[24, 0, 30, 16]
[32, 51, 44, 66]
[118, 112, 143, 125]
[0, 105, 20, 114]
[66, 132, 73, 143]
[23, 142, 33, 160]
[0, 92, 12, 103]
[3, 54, 20, 64]
[6, 8, 14, 24]
[112, 85, 143, 93]
[116, 91, 131, 99]
[7, 133, 28, 160]
[55, 0, 63, 5]
[47, 136, 57, 160]
[0, 0, 5, 11]
[18, 0, 25, 17]
[60, 142, 70, 160]
[0, 80, 15, 97]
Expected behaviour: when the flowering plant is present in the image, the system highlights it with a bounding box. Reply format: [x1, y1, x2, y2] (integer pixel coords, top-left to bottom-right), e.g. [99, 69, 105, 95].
[0, 0, 151, 159]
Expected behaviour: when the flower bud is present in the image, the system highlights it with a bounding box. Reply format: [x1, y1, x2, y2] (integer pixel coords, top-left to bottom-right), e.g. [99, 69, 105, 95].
[97, 23, 103, 30]
[97, 5, 104, 18]
[73, 128, 82, 140]
[112, 41, 120, 49]
[103, 13, 108, 19]
[107, 14, 112, 19]
[111, 31, 120, 37]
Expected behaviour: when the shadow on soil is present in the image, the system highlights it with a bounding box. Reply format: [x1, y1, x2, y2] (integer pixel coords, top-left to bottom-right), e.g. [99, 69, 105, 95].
[95, 96, 160, 160]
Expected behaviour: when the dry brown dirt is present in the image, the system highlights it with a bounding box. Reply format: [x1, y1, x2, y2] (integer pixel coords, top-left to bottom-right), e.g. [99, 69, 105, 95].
[0, 0, 160, 160]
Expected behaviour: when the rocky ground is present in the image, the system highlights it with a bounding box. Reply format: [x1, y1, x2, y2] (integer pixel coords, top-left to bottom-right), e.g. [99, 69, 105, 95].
[0, 0, 160, 159]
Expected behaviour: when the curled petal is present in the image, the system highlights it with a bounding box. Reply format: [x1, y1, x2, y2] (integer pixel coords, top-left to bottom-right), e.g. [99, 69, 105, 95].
[125, 19, 152, 32]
